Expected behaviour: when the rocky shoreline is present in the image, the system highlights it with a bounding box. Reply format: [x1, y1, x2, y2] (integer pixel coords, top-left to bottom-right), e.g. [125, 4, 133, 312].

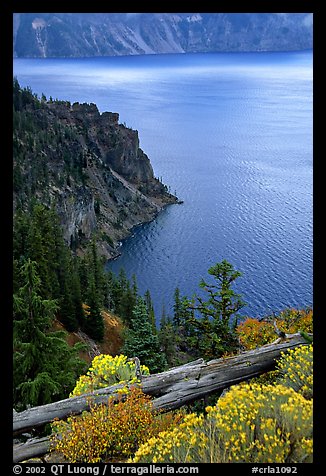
[13, 86, 181, 260]
[107, 198, 184, 261]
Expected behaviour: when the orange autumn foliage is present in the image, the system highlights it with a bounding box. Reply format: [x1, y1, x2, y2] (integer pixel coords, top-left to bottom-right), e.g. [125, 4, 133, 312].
[236, 308, 312, 350]
[51, 386, 184, 462]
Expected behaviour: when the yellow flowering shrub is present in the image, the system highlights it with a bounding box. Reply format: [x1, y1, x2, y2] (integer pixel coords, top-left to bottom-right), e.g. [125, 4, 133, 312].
[131, 413, 207, 463]
[276, 344, 313, 399]
[70, 354, 150, 397]
[236, 308, 313, 350]
[51, 387, 183, 462]
[208, 383, 312, 463]
[131, 383, 312, 463]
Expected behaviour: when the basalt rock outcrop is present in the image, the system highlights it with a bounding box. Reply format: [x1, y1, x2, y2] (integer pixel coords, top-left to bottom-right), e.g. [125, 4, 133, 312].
[13, 81, 178, 258]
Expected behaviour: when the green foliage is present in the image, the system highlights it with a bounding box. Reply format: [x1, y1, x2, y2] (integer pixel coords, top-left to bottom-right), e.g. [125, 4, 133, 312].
[144, 289, 156, 334]
[73, 240, 107, 340]
[13, 79, 88, 208]
[199, 260, 246, 323]
[13, 202, 85, 332]
[101, 232, 114, 248]
[159, 288, 197, 366]
[122, 297, 167, 373]
[13, 259, 87, 410]
[185, 259, 246, 358]
[159, 315, 178, 366]
[300, 331, 313, 343]
[108, 268, 138, 324]
[12, 199, 148, 346]
[83, 281, 104, 341]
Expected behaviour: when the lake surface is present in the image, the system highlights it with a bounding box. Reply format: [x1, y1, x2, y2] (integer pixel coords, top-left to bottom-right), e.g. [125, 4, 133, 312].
[14, 51, 313, 321]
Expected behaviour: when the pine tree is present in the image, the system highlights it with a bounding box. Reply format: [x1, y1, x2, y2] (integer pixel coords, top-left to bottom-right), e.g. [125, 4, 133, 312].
[71, 256, 85, 328]
[13, 203, 85, 332]
[173, 287, 182, 328]
[76, 241, 106, 340]
[187, 259, 246, 358]
[122, 297, 167, 373]
[59, 279, 79, 332]
[131, 274, 138, 299]
[83, 278, 105, 342]
[104, 269, 116, 310]
[25, 202, 60, 299]
[111, 268, 137, 324]
[144, 289, 156, 334]
[159, 314, 177, 366]
[13, 259, 87, 410]
[170, 290, 198, 362]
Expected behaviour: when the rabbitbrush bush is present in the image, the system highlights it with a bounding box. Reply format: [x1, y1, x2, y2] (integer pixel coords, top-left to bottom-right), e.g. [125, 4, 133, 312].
[70, 354, 150, 397]
[131, 383, 313, 463]
[276, 344, 313, 399]
[51, 387, 183, 462]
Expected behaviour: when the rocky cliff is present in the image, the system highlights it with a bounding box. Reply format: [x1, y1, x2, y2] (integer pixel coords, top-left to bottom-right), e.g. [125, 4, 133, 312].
[13, 80, 178, 258]
[13, 13, 313, 58]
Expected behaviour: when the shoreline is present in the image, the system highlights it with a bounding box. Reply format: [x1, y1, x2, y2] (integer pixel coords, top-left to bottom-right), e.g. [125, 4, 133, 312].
[106, 198, 184, 263]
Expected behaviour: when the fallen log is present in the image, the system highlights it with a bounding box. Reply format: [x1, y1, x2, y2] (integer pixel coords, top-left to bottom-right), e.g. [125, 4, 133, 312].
[13, 333, 309, 439]
[148, 333, 311, 411]
[13, 437, 49, 464]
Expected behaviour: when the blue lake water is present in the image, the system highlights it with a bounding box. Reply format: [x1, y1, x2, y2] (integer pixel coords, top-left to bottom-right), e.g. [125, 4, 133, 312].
[14, 51, 313, 321]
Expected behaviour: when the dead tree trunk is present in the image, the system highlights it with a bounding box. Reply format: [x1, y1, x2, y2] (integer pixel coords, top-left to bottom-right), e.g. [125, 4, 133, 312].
[13, 437, 49, 464]
[13, 333, 309, 441]
[146, 333, 310, 411]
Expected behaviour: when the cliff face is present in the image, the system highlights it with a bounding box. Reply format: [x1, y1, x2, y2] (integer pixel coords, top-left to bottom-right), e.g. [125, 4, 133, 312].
[13, 13, 313, 58]
[13, 82, 178, 258]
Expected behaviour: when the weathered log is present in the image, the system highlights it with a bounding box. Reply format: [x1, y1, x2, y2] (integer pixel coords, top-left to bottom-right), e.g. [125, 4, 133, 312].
[13, 437, 50, 463]
[147, 333, 310, 411]
[13, 333, 309, 439]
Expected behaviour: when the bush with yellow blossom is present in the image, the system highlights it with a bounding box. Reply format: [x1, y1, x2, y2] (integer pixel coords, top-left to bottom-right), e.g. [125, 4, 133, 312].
[70, 354, 150, 397]
[276, 344, 313, 400]
[130, 413, 206, 463]
[131, 383, 312, 463]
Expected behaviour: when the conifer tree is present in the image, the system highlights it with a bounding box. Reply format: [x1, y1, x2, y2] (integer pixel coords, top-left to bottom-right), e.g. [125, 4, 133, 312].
[111, 268, 137, 324]
[76, 241, 105, 340]
[104, 269, 116, 310]
[131, 274, 138, 300]
[144, 289, 156, 334]
[59, 278, 79, 332]
[13, 259, 86, 410]
[159, 314, 177, 366]
[83, 277, 105, 342]
[25, 202, 60, 299]
[173, 287, 182, 328]
[70, 256, 85, 328]
[122, 297, 167, 373]
[13, 203, 85, 332]
[187, 259, 246, 358]
[165, 290, 197, 363]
